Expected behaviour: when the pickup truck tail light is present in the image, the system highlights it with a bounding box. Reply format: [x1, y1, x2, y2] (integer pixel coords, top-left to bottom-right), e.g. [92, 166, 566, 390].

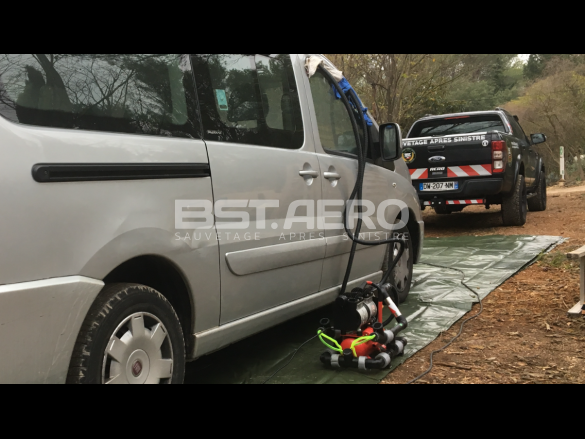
[492, 140, 506, 173]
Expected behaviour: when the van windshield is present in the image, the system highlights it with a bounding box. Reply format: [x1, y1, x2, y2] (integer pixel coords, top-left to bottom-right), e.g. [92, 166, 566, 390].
[409, 114, 507, 138]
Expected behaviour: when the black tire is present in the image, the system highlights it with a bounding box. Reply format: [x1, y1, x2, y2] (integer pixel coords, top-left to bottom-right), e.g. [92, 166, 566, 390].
[528, 172, 547, 212]
[67, 283, 185, 384]
[385, 227, 414, 304]
[502, 174, 527, 226]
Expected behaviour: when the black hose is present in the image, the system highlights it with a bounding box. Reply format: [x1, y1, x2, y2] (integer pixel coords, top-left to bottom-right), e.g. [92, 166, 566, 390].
[263, 66, 407, 383]
[261, 334, 318, 384]
[383, 310, 396, 327]
[316, 67, 366, 295]
[339, 89, 406, 270]
[340, 89, 368, 294]
[317, 66, 407, 296]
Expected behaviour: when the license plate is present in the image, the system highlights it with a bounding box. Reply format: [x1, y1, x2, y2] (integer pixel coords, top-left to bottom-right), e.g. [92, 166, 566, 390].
[419, 181, 459, 192]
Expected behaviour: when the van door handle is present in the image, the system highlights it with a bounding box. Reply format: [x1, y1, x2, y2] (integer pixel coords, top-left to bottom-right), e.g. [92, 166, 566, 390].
[324, 172, 341, 180]
[299, 170, 319, 178]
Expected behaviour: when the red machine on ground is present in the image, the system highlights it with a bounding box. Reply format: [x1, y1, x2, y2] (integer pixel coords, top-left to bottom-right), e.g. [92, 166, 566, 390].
[318, 281, 408, 370]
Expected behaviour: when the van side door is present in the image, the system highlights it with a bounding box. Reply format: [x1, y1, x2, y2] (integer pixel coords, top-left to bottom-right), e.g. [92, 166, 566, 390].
[300, 61, 400, 291]
[191, 54, 325, 324]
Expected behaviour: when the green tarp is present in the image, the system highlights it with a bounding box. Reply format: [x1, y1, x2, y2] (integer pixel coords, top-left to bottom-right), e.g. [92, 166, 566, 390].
[185, 235, 562, 384]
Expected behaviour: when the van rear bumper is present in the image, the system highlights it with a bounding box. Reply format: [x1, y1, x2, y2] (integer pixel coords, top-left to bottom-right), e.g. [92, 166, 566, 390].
[414, 178, 504, 201]
[0, 276, 103, 384]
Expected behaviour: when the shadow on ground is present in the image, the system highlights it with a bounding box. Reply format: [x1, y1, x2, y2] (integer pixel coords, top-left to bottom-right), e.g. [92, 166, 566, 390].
[423, 207, 504, 235]
[184, 306, 330, 384]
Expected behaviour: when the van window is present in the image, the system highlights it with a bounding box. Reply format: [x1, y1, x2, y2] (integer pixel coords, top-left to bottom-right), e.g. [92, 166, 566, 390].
[0, 54, 200, 138]
[308, 69, 359, 155]
[191, 54, 303, 149]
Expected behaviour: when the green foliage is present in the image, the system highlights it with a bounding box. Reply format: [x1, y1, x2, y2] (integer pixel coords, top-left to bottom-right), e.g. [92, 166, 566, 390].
[567, 158, 585, 183]
[537, 250, 580, 271]
[326, 54, 523, 131]
[487, 55, 521, 93]
[524, 54, 551, 80]
[444, 56, 524, 114]
[505, 56, 585, 183]
[523, 54, 585, 80]
[446, 68, 523, 113]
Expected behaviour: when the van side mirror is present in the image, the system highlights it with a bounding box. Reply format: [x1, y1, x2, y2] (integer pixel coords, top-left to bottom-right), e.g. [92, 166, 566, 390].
[379, 123, 402, 161]
[530, 133, 546, 144]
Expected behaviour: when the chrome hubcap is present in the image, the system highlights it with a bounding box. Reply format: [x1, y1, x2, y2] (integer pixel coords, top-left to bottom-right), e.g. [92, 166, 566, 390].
[102, 312, 173, 384]
[392, 238, 411, 291]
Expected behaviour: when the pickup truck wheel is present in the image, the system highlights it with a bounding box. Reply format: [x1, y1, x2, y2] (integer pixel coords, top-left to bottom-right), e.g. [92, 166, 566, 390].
[527, 173, 547, 212]
[502, 174, 527, 226]
[387, 227, 414, 304]
[66, 283, 185, 384]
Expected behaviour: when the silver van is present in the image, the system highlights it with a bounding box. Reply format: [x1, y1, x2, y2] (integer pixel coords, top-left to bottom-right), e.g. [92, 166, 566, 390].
[0, 54, 423, 384]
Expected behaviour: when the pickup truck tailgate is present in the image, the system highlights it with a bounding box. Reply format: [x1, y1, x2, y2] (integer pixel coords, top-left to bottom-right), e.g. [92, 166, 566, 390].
[403, 134, 493, 180]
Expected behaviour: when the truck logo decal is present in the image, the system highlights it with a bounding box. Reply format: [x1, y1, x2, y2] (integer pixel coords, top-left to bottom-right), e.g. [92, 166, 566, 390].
[402, 148, 416, 164]
[429, 156, 446, 163]
[482, 140, 489, 147]
[404, 135, 486, 147]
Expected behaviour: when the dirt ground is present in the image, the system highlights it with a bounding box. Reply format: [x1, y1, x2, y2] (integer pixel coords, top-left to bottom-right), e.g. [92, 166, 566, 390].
[383, 184, 585, 384]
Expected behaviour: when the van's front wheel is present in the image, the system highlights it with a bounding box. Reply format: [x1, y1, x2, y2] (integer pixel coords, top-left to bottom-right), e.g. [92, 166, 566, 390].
[67, 283, 185, 384]
[387, 227, 414, 304]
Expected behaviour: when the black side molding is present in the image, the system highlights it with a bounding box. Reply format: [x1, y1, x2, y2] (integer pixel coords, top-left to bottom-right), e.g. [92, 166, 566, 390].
[32, 163, 211, 183]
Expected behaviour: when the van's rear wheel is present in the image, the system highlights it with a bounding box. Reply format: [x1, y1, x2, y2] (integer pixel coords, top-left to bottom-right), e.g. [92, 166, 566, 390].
[67, 283, 185, 384]
[502, 175, 527, 226]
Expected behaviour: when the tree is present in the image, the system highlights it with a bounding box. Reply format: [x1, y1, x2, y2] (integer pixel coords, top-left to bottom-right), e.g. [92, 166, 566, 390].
[523, 54, 556, 81]
[325, 54, 521, 131]
[507, 57, 585, 183]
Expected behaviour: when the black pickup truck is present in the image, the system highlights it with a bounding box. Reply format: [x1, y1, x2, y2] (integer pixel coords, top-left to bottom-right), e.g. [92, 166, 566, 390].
[402, 109, 547, 226]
